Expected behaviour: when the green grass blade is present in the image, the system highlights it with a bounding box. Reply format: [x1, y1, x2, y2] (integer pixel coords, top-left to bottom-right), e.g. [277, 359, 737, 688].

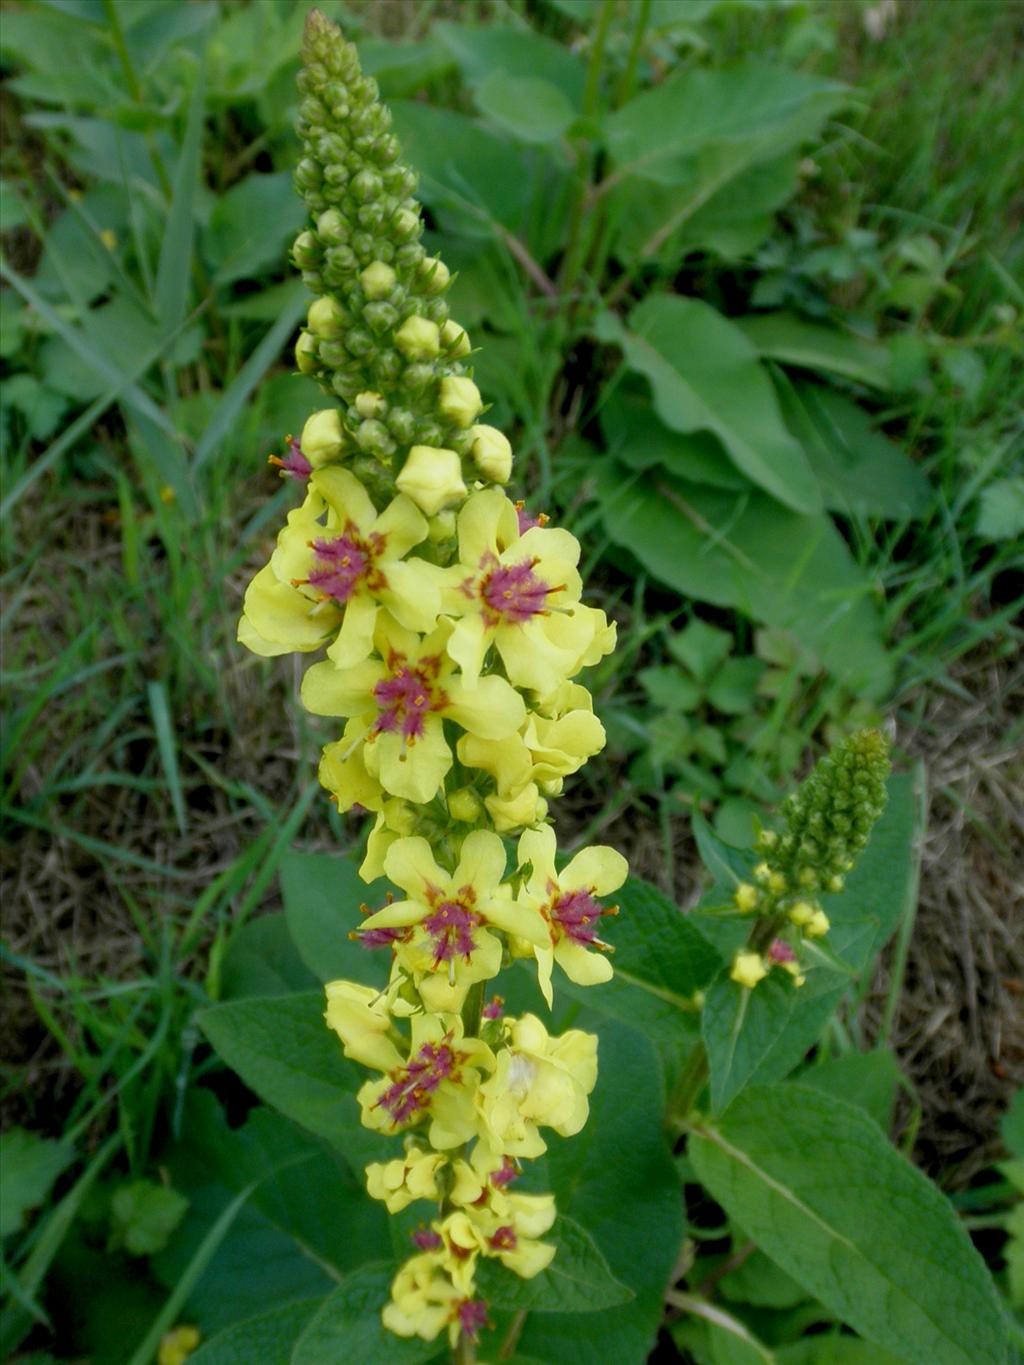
[191, 295, 307, 473]
[155, 62, 206, 335]
[125, 1182, 257, 1365]
[146, 680, 187, 835]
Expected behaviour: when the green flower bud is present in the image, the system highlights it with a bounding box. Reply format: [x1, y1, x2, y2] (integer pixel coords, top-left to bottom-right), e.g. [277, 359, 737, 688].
[438, 376, 483, 428]
[345, 327, 375, 357]
[355, 418, 396, 459]
[308, 295, 346, 338]
[301, 408, 347, 465]
[292, 230, 320, 269]
[427, 509, 457, 543]
[395, 315, 441, 360]
[402, 362, 435, 393]
[469, 423, 512, 483]
[317, 209, 347, 245]
[363, 301, 399, 336]
[360, 260, 396, 299]
[440, 319, 471, 357]
[417, 255, 450, 295]
[295, 330, 318, 374]
[385, 407, 416, 444]
[395, 445, 467, 516]
[391, 207, 420, 242]
[355, 390, 387, 419]
[448, 787, 484, 824]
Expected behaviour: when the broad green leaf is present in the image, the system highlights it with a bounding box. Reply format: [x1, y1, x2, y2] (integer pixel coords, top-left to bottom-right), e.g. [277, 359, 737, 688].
[516, 1016, 684, 1365]
[798, 1049, 904, 1132]
[219, 912, 318, 1000]
[598, 298, 821, 514]
[776, 379, 931, 520]
[707, 657, 764, 714]
[1002, 1087, 1024, 1157]
[738, 313, 893, 390]
[701, 968, 852, 1115]
[188, 1299, 323, 1365]
[155, 1093, 389, 1336]
[776, 1337, 906, 1364]
[976, 476, 1024, 541]
[197, 991, 369, 1150]
[669, 619, 735, 682]
[109, 1180, 189, 1256]
[594, 461, 892, 697]
[203, 172, 306, 286]
[605, 60, 848, 186]
[0, 1128, 75, 1238]
[32, 184, 127, 305]
[279, 849, 388, 988]
[600, 385, 750, 491]
[690, 1086, 1007, 1365]
[691, 808, 754, 887]
[291, 1263, 440, 1365]
[435, 21, 587, 105]
[1, 374, 67, 441]
[475, 70, 575, 143]
[609, 153, 800, 264]
[717, 1247, 808, 1310]
[672, 1308, 776, 1365]
[357, 37, 455, 98]
[474, 1216, 633, 1312]
[389, 102, 535, 240]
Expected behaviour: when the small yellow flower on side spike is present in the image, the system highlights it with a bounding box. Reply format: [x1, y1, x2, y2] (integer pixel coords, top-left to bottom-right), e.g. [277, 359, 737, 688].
[365, 1146, 446, 1212]
[324, 979, 405, 1072]
[734, 882, 759, 913]
[158, 1326, 200, 1365]
[731, 951, 768, 990]
[469, 424, 513, 483]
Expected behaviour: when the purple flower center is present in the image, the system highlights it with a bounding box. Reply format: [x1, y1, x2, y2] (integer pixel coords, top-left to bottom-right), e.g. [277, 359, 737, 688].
[376, 1036, 459, 1126]
[269, 436, 313, 480]
[491, 1157, 519, 1189]
[372, 658, 446, 742]
[479, 556, 553, 625]
[411, 1226, 443, 1251]
[357, 925, 409, 950]
[482, 995, 504, 1020]
[306, 523, 385, 603]
[546, 882, 616, 948]
[489, 1225, 517, 1251]
[769, 938, 797, 964]
[456, 1298, 489, 1340]
[422, 893, 480, 967]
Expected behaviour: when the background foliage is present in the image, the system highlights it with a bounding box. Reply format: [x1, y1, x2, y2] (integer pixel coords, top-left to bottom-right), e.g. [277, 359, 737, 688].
[1, 0, 1021, 1361]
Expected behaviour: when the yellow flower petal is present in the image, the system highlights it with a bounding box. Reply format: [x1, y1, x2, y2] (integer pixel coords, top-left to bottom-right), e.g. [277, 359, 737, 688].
[384, 836, 446, 898]
[445, 674, 526, 739]
[560, 845, 628, 897]
[301, 658, 382, 716]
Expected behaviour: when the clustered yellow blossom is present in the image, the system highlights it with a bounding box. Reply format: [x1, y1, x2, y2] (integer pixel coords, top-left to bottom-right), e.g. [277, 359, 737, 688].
[237, 13, 628, 1352]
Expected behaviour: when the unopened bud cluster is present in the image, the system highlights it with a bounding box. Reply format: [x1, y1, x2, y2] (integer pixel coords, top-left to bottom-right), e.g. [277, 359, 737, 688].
[729, 730, 890, 991]
[289, 10, 500, 505]
[238, 13, 623, 1354]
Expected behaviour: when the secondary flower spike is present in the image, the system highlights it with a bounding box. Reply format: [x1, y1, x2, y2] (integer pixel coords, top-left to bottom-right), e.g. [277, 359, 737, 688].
[236, 11, 624, 1354]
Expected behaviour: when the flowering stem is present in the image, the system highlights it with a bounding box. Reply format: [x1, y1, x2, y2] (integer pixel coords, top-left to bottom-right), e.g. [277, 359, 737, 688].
[461, 979, 485, 1040]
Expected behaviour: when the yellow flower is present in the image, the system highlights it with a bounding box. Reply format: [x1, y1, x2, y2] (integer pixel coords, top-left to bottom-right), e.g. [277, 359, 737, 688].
[458, 682, 606, 820]
[382, 1251, 488, 1348]
[442, 490, 597, 694]
[734, 882, 759, 913]
[317, 716, 385, 815]
[476, 1013, 598, 1157]
[358, 1012, 493, 1149]
[381, 1251, 456, 1343]
[359, 798, 416, 882]
[730, 951, 768, 990]
[303, 614, 526, 806]
[360, 260, 396, 298]
[517, 825, 627, 1008]
[324, 979, 405, 1072]
[299, 408, 347, 465]
[239, 468, 441, 667]
[358, 832, 547, 1000]
[395, 445, 467, 517]
[365, 1143, 446, 1212]
[395, 315, 441, 360]
[158, 1325, 200, 1365]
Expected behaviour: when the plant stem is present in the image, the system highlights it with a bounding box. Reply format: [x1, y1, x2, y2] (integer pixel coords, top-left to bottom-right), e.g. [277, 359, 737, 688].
[559, 0, 616, 303]
[667, 1042, 709, 1129]
[453, 1334, 477, 1365]
[615, 0, 651, 109]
